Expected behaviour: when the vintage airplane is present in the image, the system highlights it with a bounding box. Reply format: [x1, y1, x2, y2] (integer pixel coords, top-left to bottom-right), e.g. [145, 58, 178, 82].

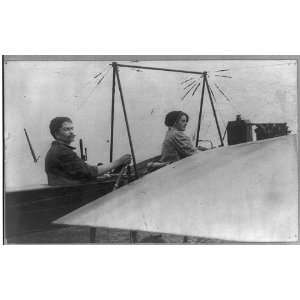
[4, 61, 298, 244]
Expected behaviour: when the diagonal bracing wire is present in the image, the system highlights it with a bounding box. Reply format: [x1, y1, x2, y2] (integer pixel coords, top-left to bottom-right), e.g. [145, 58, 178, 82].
[181, 82, 197, 100]
[184, 80, 196, 90]
[79, 64, 112, 91]
[94, 72, 102, 79]
[214, 82, 231, 102]
[181, 77, 194, 85]
[96, 76, 105, 85]
[93, 64, 111, 79]
[213, 82, 242, 115]
[214, 101, 227, 129]
[84, 66, 112, 101]
[207, 85, 227, 137]
[192, 81, 201, 96]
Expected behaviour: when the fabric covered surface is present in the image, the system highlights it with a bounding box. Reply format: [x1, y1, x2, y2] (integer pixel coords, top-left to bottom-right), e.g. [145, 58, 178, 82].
[55, 135, 298, 242]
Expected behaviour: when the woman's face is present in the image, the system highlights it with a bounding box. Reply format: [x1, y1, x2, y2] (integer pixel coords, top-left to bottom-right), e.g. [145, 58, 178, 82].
[174, 115, 188, 131]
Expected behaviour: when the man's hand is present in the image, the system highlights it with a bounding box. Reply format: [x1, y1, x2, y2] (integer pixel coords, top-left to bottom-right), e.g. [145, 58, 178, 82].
[197, 146, 209, 151]
[116, 154, 132, 167]
[97, 154, 132, 177]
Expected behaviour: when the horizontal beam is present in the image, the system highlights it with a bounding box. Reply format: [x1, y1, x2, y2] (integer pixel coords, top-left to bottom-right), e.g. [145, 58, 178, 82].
[114, 63, 205, 75]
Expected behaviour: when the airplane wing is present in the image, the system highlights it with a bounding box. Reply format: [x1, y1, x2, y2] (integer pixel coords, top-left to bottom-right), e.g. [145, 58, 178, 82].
[54, 134, 298, 242]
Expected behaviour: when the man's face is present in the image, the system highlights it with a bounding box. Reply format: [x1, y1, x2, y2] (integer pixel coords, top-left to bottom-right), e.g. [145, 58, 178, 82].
[55, 121, 75, 144]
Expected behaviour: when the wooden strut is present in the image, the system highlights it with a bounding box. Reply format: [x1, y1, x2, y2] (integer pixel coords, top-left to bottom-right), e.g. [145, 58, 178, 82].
[115, 66, 140, 244]
[110, 63, 116, 163]
[195, 73, 206, 147]
[115, 63, 204, 76]
[115, 66, 139, 179]
[90, 63, 140, 244]
[205, 77, 224, 147]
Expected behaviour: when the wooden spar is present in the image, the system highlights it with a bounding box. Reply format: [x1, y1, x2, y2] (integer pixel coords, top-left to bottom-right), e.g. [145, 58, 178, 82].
[115, 67, 139, 179]
[114, 63, 204, 75]
[195, 73, 206, 147]
[205, 77, 224, 147]
[110, 63, 116, 163]
[24, 128, 39, 163]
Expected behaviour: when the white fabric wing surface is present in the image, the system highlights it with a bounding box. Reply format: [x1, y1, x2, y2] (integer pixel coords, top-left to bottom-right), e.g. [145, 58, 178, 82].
[54, 135, 298, 242]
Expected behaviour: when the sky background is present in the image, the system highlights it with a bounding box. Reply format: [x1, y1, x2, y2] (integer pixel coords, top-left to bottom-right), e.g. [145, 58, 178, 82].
[4, 59, 297, 188]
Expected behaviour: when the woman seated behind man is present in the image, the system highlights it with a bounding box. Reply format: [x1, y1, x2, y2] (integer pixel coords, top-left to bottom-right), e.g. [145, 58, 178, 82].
[160, 110, 208, 164]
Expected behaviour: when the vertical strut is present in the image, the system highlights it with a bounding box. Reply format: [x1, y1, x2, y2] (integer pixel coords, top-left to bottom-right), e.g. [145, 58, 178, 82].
[115, 66, 139, 179]
[205, 77, 224, 147]
[195, 73, 206, 147]
[110, 63, 117, 162]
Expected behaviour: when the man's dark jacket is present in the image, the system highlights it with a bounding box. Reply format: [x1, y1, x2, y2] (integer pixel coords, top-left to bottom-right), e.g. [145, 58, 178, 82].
[45, 141, 98, 186]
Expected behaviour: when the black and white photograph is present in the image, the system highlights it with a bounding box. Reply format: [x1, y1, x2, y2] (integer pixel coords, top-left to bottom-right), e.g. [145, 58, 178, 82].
[3, 56, 299, 244]
[1, 1, 300, 299]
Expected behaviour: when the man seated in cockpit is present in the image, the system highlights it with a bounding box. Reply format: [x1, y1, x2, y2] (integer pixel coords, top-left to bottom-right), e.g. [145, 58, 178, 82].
[45, 117, 131, 186]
